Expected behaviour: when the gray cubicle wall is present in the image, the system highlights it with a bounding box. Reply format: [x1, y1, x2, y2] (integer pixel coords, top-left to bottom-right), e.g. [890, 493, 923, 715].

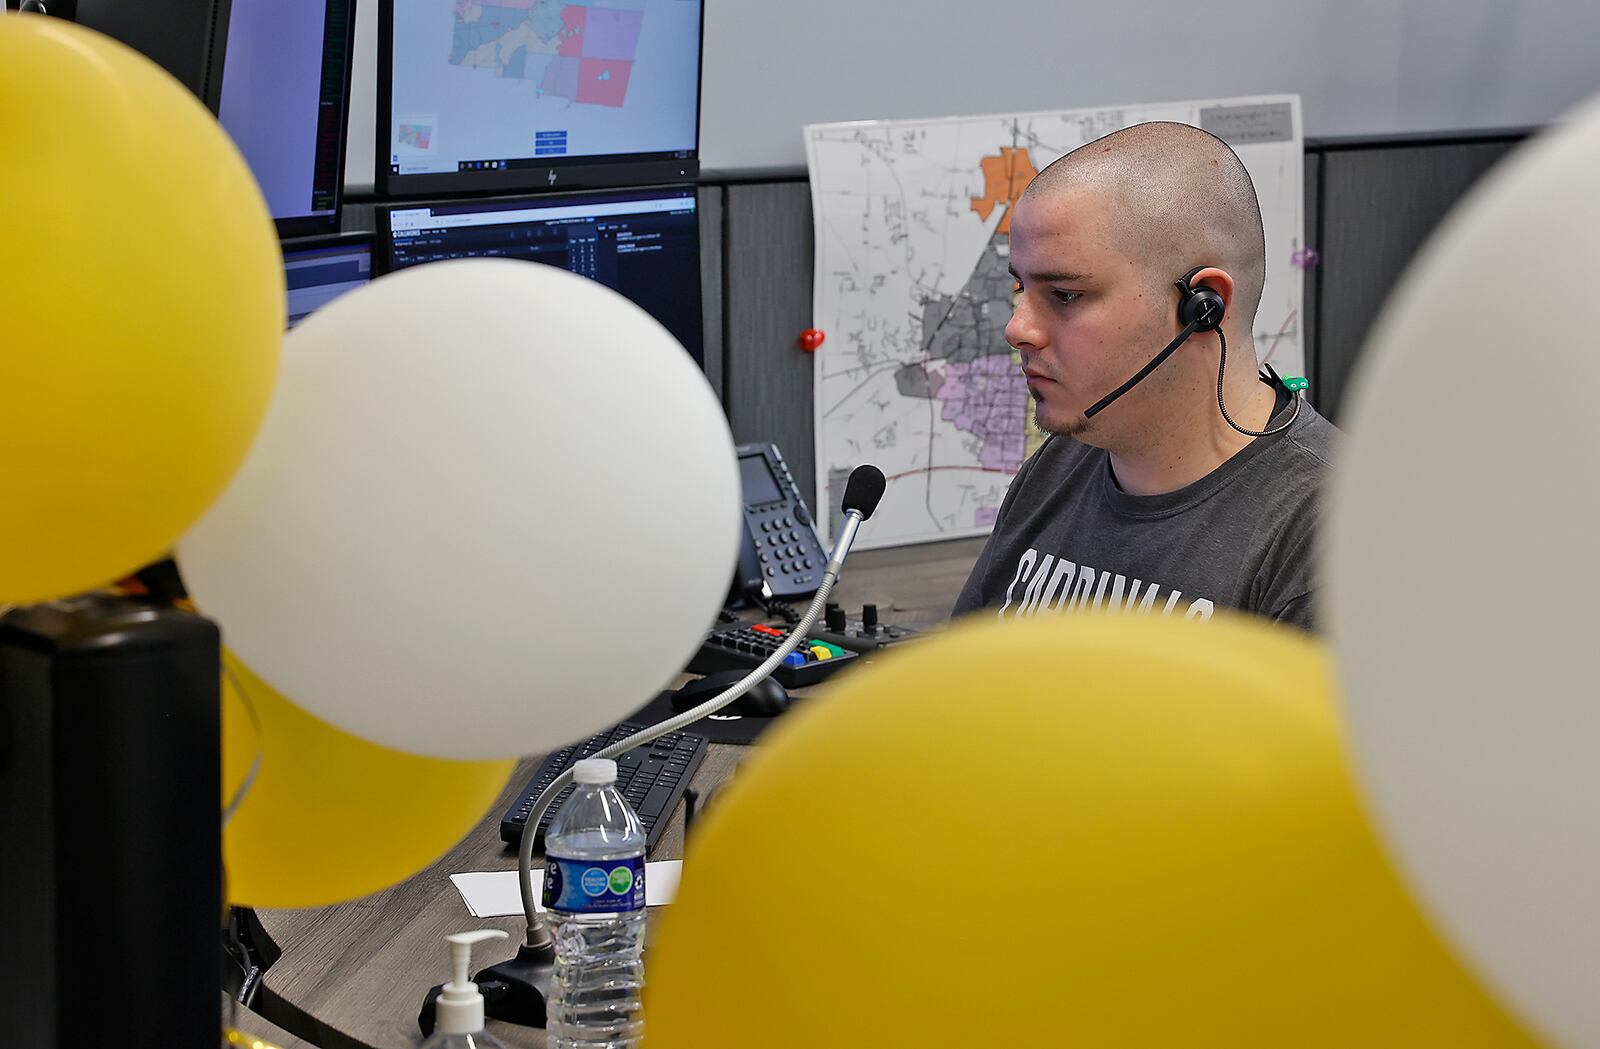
[707, 130, 1527, 510]
[720, 180, 816, 511]
[711, 174, 1321, 512]
[1310, 134, 1521, 421]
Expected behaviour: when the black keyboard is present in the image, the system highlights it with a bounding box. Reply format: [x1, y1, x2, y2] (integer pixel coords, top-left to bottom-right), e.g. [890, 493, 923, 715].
[499, 721, 709, 852]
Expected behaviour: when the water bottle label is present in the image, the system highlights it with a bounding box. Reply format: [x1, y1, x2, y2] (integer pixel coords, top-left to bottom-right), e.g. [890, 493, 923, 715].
[542, 854, 646, 913]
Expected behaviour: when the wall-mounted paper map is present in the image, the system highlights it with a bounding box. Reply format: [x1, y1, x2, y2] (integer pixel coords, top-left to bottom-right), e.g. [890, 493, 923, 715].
[806, 95, 1303, 548]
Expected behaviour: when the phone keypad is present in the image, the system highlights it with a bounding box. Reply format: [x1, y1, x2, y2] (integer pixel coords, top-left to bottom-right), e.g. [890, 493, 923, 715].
[754, 510, 823, 582]
[741, 445, 827, 593]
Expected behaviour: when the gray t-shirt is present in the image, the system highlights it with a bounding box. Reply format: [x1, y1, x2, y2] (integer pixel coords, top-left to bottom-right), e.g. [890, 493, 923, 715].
[952, 388, 1340, 631]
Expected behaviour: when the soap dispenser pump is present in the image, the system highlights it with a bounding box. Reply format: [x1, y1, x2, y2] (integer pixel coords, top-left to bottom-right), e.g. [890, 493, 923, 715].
[420, 929, 511, 1048]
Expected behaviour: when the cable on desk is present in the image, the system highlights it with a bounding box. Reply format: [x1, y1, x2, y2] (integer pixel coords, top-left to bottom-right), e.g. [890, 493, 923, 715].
[756, 595, 801, 624]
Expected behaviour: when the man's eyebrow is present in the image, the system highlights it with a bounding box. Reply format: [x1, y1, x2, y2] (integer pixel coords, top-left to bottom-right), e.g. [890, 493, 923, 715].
[1007, 265, 1093, 283]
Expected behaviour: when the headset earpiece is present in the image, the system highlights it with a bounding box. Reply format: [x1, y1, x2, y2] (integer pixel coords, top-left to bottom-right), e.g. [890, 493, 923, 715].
[1175, 266, 1226, 332]
[1085, 263, 1301, 432]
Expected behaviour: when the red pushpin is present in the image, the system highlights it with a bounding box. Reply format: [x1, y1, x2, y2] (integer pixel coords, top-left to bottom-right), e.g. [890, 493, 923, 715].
[798, 328, 826, 353]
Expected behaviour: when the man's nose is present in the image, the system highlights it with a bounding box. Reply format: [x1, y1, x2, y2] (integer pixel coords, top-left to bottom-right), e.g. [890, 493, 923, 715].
[1006, 296, 1043, 351]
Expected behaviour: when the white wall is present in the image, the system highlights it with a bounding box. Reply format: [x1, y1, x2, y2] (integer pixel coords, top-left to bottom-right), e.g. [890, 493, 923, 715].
[346, 0, 1600, 190]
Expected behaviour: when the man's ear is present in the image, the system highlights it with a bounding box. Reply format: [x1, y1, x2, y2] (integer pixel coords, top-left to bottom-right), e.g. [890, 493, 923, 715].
[1187, 266, 1236, 319]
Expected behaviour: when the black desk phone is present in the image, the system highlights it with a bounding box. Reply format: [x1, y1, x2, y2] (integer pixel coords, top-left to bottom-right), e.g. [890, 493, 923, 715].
[733, 442, 831, 600]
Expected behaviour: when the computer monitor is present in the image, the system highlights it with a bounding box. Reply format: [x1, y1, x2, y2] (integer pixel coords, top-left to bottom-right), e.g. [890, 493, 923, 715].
[217, 0, 358, 237]
[70, 0, 231, 110]
[380, 186, 704, 365]
[377, 0, 703, 197]
[283, 233, 374, 328]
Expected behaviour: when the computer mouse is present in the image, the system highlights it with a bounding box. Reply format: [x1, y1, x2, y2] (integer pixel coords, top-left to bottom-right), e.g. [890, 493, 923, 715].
[669, 670, 792, 717]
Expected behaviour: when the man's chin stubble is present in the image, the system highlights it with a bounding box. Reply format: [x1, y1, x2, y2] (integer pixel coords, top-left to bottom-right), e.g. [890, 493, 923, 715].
[1032, 395, 1090, 438]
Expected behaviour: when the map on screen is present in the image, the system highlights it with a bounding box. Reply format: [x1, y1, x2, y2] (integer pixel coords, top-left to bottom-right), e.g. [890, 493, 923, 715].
[389, 0, 700, 176]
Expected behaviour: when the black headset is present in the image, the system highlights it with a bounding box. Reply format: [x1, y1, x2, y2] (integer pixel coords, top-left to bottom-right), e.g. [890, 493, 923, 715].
[1081, 265, 1301, 437]
[1175, 266, 1226, 332]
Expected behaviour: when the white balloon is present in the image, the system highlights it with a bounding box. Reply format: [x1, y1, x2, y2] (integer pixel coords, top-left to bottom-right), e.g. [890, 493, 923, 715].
[179, 259, 740, 760]
[1327, 96, 1600, 1049]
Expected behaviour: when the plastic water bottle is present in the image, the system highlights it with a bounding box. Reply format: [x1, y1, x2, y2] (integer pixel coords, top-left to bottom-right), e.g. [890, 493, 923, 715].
[542, 757, 647, 1049]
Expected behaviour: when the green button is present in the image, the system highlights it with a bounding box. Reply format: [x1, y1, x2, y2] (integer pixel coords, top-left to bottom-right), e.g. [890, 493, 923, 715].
[810, 640, 847, 658]
[1282, 375, 1310, 392]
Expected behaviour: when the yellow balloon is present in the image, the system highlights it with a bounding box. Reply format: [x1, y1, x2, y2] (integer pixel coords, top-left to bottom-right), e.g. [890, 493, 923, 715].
[222, 653, 514, 908]
[647, 614, 1542, 1049]
[0, 18, 281, 605]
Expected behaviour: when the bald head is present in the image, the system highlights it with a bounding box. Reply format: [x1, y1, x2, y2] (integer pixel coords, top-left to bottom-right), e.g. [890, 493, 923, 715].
[1022, 122, 1266, 330]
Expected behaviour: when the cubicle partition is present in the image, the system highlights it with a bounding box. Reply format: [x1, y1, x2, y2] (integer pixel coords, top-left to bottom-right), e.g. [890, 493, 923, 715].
[344, 129, 1526, 512]
[1310, 134, 1521, 421]
[708, 130, 1525, 510]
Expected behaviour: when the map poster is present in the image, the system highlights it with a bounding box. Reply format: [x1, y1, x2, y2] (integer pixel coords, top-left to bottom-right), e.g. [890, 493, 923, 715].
[806, 96, 1303, 549]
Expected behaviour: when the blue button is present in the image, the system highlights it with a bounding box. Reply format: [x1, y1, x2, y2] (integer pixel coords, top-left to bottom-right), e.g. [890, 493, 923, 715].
[783, 653, 806, 668]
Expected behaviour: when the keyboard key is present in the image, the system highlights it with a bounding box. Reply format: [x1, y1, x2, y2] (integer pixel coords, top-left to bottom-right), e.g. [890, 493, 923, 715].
[639, 781, 681, 821]
[501, 728, 709, 851]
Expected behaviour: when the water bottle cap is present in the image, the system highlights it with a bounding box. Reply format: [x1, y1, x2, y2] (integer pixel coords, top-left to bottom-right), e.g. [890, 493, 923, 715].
[572, 758, 617, 784]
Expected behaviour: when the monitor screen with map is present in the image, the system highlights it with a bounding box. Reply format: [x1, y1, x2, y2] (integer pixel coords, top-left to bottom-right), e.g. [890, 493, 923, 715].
[380, 185, 704, 365]
[377, 0, 703, 197]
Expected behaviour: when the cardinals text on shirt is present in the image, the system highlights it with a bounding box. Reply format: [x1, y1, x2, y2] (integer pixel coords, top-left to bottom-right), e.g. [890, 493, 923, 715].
[996, 548, 1215, 622]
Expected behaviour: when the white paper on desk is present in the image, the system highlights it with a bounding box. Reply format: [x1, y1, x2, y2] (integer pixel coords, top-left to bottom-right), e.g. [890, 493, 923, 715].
[451, 861, 683, 918]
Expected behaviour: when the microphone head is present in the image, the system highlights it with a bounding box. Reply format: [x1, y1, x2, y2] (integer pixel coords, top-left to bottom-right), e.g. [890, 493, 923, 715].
[841, 465, 886, 520]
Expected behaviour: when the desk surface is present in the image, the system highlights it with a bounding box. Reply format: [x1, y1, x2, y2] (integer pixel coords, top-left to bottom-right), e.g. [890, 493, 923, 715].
[250, 536, 985, 1049]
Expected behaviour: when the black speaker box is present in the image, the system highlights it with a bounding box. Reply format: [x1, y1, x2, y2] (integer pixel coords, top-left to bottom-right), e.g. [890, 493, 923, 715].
[0, 596, 220, 1048]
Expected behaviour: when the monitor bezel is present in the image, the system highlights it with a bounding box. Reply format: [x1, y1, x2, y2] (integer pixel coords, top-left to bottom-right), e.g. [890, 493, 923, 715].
[259, 0, 361, 240]
[374, 0, 705, 199]
[73, 0, 234, 114]
[281, 229, 376, 261]
[281, 230, 378, 327]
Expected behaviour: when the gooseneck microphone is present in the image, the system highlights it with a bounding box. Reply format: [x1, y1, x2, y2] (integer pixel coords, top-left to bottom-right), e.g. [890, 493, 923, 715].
[841, 461, 888, 514]
[454, 467, 887, 1032]
[830, 462, 887, 566]
[514, 465, 886, 951]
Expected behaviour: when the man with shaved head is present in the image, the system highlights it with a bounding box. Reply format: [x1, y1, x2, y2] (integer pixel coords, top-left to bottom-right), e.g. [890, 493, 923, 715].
[953, 122, 1338, 630]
